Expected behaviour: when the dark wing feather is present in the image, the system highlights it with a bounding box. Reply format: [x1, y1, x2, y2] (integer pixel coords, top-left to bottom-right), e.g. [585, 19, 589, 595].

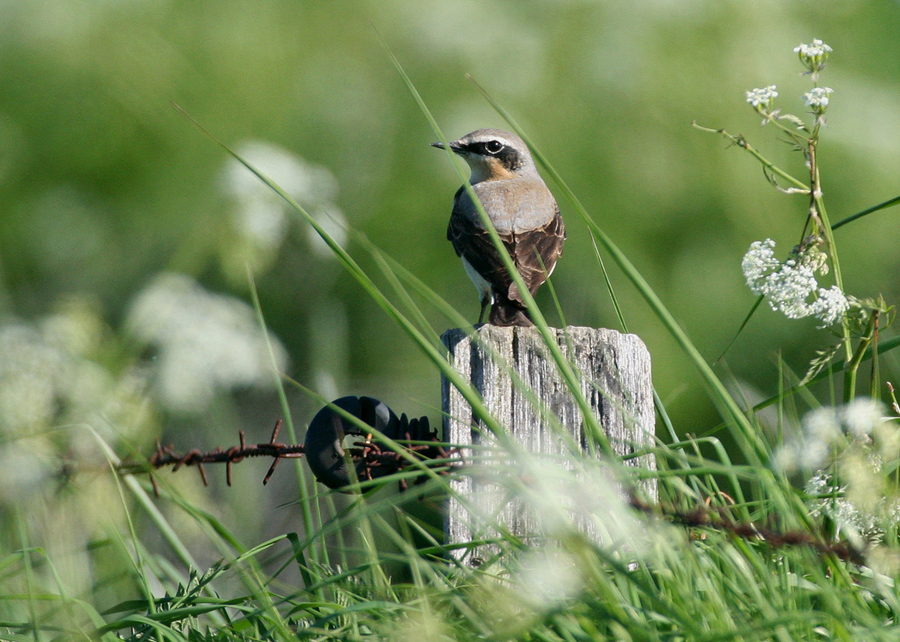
[448, 193, 565, 306]
[447, 204, 516, 295]
[509, 205, 566, 298]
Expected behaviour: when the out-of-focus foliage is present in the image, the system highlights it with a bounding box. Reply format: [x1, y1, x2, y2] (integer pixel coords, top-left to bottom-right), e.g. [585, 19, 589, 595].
[1, 0, 899, 599]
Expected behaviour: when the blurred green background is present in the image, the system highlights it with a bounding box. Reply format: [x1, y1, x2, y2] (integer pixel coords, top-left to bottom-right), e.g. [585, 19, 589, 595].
[1, 0, 899, 569]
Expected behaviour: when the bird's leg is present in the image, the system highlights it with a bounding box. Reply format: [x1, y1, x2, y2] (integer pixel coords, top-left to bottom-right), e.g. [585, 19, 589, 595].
[477, 294, 490, 324]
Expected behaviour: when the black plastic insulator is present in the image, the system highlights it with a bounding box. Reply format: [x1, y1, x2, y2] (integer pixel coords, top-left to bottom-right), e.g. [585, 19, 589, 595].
[304, 396, 400, 491]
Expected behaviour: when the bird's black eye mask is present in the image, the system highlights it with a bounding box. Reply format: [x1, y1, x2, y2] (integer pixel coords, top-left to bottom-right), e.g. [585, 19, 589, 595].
[463, 141, 524, 171]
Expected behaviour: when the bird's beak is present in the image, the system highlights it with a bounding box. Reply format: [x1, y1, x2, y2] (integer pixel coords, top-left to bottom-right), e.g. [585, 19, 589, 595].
[431, 140, 462, 154]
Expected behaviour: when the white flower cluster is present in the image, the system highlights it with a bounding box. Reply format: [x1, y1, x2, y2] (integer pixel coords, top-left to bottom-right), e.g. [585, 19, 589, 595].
[126, 273, 288, 412]
[775, 399, 888, 473]
[518, 461, 646, 548]
[783, 400, 900, 548]
[0, 305, 146, 438]
[467, 455, 659, 560]
[794, 39, 833, 57]
[741, 238, 849, 326]
[794, 39, 832, 81]
[512, 549, 584, 613]
[804, 471, 895, 545]
[745, 85, 778, 110]
[0, 301, 153, 501]
[794, 39, 832, 67]
[219, 140, 348, 273]
[802, 86, 834, 113]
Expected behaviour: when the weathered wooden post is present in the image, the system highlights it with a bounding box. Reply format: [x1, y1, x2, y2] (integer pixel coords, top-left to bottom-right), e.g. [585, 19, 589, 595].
[441, 325, 655, 563]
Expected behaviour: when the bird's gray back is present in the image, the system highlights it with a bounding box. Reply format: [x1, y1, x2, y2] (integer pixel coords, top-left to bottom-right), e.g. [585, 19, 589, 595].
[454, 176, 558, 236]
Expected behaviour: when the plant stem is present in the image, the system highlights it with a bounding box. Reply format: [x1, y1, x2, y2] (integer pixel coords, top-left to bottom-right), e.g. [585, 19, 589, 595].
[843, 315, 875, 403]
[807, 137, 853, 366]
[692, 123, 809, 191]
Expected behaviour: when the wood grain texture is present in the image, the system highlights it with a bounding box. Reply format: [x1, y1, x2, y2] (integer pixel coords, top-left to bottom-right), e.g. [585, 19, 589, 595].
[441, 325, 655, 563]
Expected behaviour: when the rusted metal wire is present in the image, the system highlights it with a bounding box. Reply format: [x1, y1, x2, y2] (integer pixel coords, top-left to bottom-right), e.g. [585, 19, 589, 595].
[118, 397, 462, 494]
[117, 420, 307, 492]
[629, 494, 865, 565]
[116, 395, 863, 564]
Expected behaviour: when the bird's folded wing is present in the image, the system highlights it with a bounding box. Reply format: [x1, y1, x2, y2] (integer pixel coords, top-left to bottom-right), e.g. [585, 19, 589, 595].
[512, 208, 565, 295]
[447, 211, 516, 299]
[447, 206, 565, 304]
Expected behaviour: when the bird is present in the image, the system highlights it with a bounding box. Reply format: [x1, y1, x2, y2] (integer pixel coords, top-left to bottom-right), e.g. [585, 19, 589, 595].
[432, 129, 565, 327]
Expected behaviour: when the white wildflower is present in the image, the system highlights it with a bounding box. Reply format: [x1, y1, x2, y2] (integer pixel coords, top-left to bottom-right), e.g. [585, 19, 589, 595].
[776, 402, 886, 474]
[0, 324, 69, 433]
[803, 406, 842, 444]
[518, 461, 627, 539]
[745, 85, 778, 110]
[809, 286, 849, 327]
[741, 239, 847, 326]
[0, 304, 154, 475]
[741, 239, 781, 292]
[794, 39, 832, 76]
[472, 456, 653, 558]
[779, 406, 841, 473]
[798, 245, 829, 274]
[794, 39, 832, 60]
[805, 467, 898, 547]
[802, 87, 834, 113]
[841, 398, 885, 438]
[773, 442, 800, 473]
[220, 140, 347, 260]
[828, 495, 880, 545]
[760, 259, 819, 319]
[805, 470, 831, 495]
[126, 273, 288, 412]
[794, 39, 833, 57]
[0, 440, 55, 503]
[796, 438, 830, 472]
[389, 613, 453, 642]
[513, 549, 583, 612]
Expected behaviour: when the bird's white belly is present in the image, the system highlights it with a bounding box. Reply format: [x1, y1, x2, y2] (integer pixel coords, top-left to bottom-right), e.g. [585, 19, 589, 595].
[461, 257, 493, 302]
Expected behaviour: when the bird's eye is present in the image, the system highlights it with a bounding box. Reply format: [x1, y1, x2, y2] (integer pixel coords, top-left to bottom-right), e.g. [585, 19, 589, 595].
[485, 140, 504, 154]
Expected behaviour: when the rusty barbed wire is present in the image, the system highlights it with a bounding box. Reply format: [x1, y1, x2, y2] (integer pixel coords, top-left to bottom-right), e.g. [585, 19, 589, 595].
[116, 420, 307, 493]
[115, 397, 866, 563]
[117, 414, 462, 495]
[120, 431, 865, 563]
[629, 494, 865, 565]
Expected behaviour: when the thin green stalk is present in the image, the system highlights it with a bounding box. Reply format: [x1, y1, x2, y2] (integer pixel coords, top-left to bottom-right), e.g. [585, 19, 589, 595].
[870, 310, 881, 399]
[691, 123, 809, 191]
[831, 193, 900, 231]
[14, 516, 40, 642]
[807, 140, 852, 366]
[587, 229, 627, 332]
[30, 548, 101, 640]
[91, 429, 158, 615]
[246, 266, 327, 577]
[715, 296, 765, 365]
[590, 230, 680, 447]
[700, 335, 900, 438]
[842, 315, 875, 403]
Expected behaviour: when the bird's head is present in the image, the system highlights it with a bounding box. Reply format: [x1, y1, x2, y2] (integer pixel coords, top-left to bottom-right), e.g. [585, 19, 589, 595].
[432, 129, 535, 184]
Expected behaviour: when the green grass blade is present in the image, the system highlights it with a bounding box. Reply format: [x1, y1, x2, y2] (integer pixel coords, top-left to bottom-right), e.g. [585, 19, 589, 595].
[715, 295, 765, 365]
[246, 266, 328, 579]
[831, 193, 900, 231]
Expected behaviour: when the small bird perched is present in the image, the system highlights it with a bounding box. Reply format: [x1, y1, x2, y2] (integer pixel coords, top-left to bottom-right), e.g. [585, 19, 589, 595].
[432, 129, 565, 327]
